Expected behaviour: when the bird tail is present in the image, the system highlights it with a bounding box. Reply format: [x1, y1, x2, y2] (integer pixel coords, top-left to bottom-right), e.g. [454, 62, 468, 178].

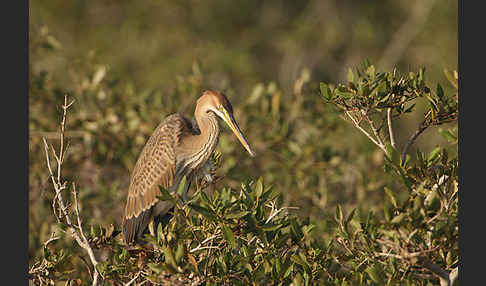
[122, 207, 175, 245]
[122, 209, 152, 245]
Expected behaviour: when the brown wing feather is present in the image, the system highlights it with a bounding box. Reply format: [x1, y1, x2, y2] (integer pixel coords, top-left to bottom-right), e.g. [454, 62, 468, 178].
[122, 113, 190, 244]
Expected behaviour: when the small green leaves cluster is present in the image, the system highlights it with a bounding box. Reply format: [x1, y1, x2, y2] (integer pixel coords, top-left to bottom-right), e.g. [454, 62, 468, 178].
[126, 177, 339, 285]
[319, 62, 458, 285]
[321, 60, 428, 112]
[29, 28, 458, 285]
[320, 60, 457, 127]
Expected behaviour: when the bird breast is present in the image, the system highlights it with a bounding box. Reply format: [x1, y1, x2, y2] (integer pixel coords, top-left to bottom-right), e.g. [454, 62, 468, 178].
[174, 113, 220, 181]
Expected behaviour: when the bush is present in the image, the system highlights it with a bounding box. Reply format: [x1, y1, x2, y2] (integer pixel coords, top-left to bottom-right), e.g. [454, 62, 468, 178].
[29, 27, 457, 285]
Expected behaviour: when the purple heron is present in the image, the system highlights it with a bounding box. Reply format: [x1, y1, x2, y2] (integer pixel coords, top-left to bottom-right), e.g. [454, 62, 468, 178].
[122, 90, 254, 244]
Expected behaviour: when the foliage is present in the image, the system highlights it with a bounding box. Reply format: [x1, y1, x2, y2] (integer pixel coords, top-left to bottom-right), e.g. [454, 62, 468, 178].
[318, 62, 458, 285]
[29, 22, 458, 285]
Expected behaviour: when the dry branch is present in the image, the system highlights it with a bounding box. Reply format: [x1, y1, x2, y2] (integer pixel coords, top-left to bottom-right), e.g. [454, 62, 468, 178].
[400, 115, 431, 165]
[41, 95, 100, 286]
[345, 110, 386, 153]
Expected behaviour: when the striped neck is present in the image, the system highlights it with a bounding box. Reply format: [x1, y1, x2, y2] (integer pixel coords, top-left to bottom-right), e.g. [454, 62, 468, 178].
[182, 111, 220, 171]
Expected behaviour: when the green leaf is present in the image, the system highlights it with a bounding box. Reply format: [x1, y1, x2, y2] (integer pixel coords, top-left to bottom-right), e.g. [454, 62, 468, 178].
[365, 265, 385, 284]
[241, 181, 255, 208]
[436, 83, 444, 99]
[157, 221, 164, 242]
[225, 210, 250, 219]
[428, 146, 441, 163]
[362, 59, 371, 70]
[335, 89, 354, 99]
[188, 203, 217, 221]
[282, 258, 294, 278]
[176, 175, 188, 197]
[290, 218, 304, 241]
[383, 202, 392, 222]
[347, 68, 354, 83]
[395, 162, 412, 191]
[424, 189, 441, 211]
[199, 190, 211, 206]
[274, 257, 282, 275]
[390, 213, 406, 224]
[90, 225, 96, 238]
[320, 82, 331, 101]
[302, 224, 316, 236]
[158, 185, 175, 202]
[335, 204, 344, 224]
[175, 243, 185, 264]
[418, 67, 425, 82]
[161, 246, 178, 270]
[43, 246, 51, 260]
[366, 65, 376, 79]
[404, 103, 416, 113]
[443, 69, 458, 89]
[344, 208, 356, 229]
[377, 93, 390, 104]
[291, 254, 311, 274]
[384, 187, 398, 208]
[222, 224, 236, 249]
[385, 142, 399, 166]
[293, 272, 303, 286]
[439, 128, 457, 143]
[255, 177, 264, 199]
[260, 223, 284, 232]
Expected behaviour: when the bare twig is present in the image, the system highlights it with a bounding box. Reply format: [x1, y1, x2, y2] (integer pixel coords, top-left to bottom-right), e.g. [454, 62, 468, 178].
[376, 237, 454, 286]
[30, 130, 86, 139]
[190, 234, 221, 253]
[387, 108, 397, 149]
[400, 115, 431, 165]
[43, 233, 61, 248]
[345, 111, 386, 153]
[42, 95, 100, 286]
[124, 271, 142, 286]
[361, 110, 385, 148]
[376, 252, 405, 260]
[264, 200, 298, 224]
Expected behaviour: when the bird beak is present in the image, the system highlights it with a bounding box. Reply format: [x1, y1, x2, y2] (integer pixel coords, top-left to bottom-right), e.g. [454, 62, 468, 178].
[219, 108, 255, 157]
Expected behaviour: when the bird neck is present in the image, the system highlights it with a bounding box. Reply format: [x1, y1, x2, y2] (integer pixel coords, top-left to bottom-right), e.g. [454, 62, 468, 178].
[183, 111, 220, 170]
[195, 111, 220, 148]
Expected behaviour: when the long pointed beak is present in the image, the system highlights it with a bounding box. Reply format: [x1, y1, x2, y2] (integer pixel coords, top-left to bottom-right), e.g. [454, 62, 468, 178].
[220, 108, 255, 157]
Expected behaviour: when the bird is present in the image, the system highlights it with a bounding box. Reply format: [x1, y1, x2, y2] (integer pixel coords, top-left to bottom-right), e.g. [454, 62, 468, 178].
[122, 90, 255, 245]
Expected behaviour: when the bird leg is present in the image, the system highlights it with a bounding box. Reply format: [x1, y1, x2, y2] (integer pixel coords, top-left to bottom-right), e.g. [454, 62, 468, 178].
[201, 160, 215, 183]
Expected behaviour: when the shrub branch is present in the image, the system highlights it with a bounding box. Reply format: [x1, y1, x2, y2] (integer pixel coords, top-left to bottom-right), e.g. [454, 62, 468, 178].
[387, 108, 397, 149]
[42, 95, 100, 286]
[345, 110, 386, 153]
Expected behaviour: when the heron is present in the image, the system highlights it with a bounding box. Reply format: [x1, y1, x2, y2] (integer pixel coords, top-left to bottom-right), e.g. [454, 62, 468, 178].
[122, 90, 255, 244]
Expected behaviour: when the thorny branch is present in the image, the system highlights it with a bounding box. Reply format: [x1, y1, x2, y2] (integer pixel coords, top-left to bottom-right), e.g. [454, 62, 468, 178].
[40, 95, 100, 286]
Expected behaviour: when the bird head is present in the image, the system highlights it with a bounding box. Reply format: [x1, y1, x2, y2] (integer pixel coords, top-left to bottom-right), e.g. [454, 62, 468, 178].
[198, 90, 255, 157]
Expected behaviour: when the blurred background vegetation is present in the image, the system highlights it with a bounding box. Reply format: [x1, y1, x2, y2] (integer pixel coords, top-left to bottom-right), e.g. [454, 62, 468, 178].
[29, 0, 457, 284]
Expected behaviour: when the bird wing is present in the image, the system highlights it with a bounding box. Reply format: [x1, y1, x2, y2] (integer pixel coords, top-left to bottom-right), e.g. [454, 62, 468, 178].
[122, 113, 190, 243]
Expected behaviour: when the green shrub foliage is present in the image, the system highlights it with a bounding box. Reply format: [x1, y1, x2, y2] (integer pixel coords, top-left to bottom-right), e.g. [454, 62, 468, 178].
[29, 28, 458, 285]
